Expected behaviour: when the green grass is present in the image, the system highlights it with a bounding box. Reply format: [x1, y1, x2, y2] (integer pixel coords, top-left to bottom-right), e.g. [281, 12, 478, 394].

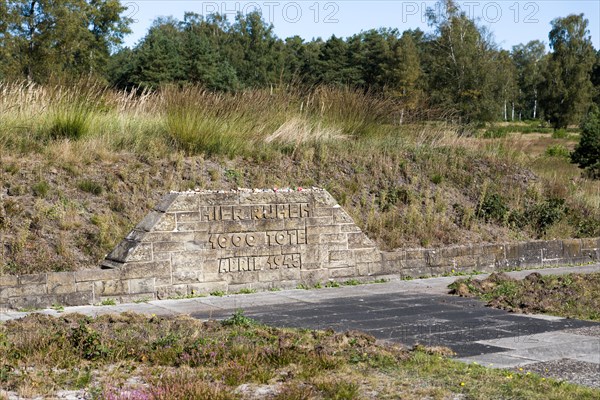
[31, 180, 50, 198]
[46, 102, 92, 140]
[450, 272, 600, 321]
[77, 179, 103, 195]
[545, 144, 570, 158]
[0, 312, 597, 399]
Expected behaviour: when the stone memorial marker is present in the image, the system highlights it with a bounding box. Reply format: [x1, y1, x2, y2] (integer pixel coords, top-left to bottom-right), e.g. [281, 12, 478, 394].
[102, 188, 381, 297]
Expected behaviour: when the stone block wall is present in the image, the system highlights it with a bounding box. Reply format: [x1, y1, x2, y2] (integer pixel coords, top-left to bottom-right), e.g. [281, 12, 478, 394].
[381, 238, 600, 279]
[99, 188, 380, 299]
[0, 188, 599, 310]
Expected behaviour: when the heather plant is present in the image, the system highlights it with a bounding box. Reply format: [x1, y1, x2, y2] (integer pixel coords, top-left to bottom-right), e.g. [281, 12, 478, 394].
[0, 312, 598, 399]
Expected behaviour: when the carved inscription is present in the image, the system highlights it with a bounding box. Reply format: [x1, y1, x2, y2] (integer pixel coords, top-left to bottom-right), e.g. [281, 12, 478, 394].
[219, 254, 301, 273]
[210, 203, 311, 274]
[219, 257, 258, 272]
[209, 233, 259, 249]
[202, 203, 310, 221]
[267, 253, 301, 269]
[209, 229, 307, 249]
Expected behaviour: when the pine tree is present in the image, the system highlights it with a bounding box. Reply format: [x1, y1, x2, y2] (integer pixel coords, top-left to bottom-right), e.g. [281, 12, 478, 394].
[571, 104, 600, 178]
[132, 18, 186, 88]
[591, 50, 600, 107]
[227, 12, 284, 87]
[315, 35, 361, 86]
[181, 13, 238, 91]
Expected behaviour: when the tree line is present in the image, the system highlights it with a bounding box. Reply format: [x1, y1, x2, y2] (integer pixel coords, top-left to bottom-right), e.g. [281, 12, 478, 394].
[1, 0, 599, 128]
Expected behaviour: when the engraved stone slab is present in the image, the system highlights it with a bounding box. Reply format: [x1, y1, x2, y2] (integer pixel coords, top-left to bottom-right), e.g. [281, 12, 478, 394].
[102, 189, 381, 295]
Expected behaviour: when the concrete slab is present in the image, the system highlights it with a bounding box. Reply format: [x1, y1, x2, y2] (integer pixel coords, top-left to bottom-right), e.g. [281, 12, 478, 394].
[503, 339, 600, 363]
[458, 352, 541, 368]
[478, 331, 595, 350]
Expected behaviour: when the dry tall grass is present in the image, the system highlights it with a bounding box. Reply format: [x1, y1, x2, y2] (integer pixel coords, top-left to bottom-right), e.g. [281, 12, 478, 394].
[0, 81, 598, 274]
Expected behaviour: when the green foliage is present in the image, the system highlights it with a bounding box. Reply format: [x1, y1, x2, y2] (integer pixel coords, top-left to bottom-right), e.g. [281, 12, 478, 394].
[525, 198, 567, 235]
[392, 31, 423, 108]
[1, 0, 131, 82]
[77, 180, 103, 195]
[224, 169, 243, 185]
[512, 41, 546, 120]
[453, 272, 600, 322]
[571, 105, 600, 178]
[541, 14, 596, 129]
[99, 299, 116, 306]
[163, 90, 249, 156]
[221, 310, 256, 327]
[69, 320, 110, 360]
[482, 128, 508, 138]
[130, 18, 187, 88]
[47, 103, 92, 140]
[576, 215, 600, 237]
[426, 1, 503, 122]
[476, 192, 508, 222]
[1, 0, 595, 132]
[32, 180, 50, 198]
[545, 144, 570, 158]
[316, 380, 360, 399]
[551, 129, 568, 139]
[430, 174, 443, 184]
[237, 288, 257, 294]
[378, 186, 412, 211]
[0, 313, 597, 399]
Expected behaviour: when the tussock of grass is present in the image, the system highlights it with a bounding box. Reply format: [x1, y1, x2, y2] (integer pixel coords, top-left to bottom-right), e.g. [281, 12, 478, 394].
[0, 313, 597, 399]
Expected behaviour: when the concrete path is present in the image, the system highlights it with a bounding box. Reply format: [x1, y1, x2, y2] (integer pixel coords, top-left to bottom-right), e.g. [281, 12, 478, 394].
[2, 263, 600, 387]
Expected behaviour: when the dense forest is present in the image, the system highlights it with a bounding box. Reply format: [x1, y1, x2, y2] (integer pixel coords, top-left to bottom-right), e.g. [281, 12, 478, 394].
[1, 0, 599, 129]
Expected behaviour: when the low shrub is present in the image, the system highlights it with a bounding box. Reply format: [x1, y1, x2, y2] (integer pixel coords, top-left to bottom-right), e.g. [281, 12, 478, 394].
[545, 144, 570, 158]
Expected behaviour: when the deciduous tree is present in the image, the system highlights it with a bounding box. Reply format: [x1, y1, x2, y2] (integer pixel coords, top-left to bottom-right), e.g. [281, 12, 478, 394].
[512, 40, 546, 120]
[426, 0, 500, 123]
[541, 14, 595, 129]
[1, 0, 130, 81]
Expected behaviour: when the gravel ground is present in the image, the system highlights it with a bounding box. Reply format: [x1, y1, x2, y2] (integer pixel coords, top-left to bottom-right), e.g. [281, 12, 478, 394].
[564, 325, 600, 338]
[520, 358, 600, 388]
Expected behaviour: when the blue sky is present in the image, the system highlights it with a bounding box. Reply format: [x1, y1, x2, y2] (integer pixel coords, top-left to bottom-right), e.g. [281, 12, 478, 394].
[121, 1, 600, 51]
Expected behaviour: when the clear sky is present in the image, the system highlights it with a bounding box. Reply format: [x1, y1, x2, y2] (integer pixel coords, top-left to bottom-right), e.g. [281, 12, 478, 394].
[121, 1, 600, 51]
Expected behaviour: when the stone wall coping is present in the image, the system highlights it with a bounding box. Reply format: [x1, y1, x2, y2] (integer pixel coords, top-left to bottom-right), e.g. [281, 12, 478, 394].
[169, 187, 324, 194]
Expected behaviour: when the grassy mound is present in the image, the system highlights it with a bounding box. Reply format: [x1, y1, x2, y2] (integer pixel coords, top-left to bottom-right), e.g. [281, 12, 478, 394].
[1, 83, 599, 275]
